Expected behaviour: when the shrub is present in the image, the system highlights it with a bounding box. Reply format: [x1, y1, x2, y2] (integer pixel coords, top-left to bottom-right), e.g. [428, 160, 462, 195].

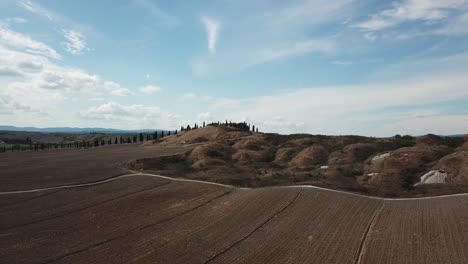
[258, 148, 276, 162]
[337, 167, 362, 177]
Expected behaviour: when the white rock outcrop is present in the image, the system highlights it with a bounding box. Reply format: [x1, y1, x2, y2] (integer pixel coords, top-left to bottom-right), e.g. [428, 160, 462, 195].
[372, 153, 391, 161]
[414, 170, 447, 186]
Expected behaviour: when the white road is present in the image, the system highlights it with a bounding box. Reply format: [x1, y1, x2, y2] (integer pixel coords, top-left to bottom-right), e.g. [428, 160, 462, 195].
[1, 172, 466, 201]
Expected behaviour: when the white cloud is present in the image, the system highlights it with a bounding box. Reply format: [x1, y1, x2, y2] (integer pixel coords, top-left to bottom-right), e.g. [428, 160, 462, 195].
[0, 94, 37, 115]
[0, 24, 61, 59]
[104, 81, 134, 97]
[133, 0, 179, 26]
[250, 39, 334, 66]
[205, 52, 468, 136]
[179, 92, 213, 102]
[434, 12, 468, 35]
[80, 102, 160, 120]
[331, 60, 353, 66]
[62, 30, 88, 55]
[197, 112, 212, 121]
[139, 85, 161, 94]
[354, 0, 468, 32]
[4, 17, 28, 24]
[79, 102, 180, 129]
[201, 16, 221, 55]
[264, 0, 356, 32]
[17, 0, 54, 21]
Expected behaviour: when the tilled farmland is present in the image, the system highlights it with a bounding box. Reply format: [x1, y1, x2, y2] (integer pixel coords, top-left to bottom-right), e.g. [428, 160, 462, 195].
[2, 146, 468, 263]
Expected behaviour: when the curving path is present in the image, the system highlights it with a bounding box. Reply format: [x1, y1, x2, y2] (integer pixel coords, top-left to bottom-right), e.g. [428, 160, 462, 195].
[2, 171, 468, 201]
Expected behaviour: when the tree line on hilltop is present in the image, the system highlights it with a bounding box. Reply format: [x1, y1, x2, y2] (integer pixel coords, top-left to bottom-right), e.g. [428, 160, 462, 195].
[0, 120, 259, 153]
[0, 130, 175, 153]
[181, 120, 259, 133]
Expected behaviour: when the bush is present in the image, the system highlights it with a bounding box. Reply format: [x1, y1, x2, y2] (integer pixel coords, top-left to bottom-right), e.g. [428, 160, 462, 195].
[258, 148, 276, 162]
[337, 167, 362, 177]
[442, 136, 464, 148]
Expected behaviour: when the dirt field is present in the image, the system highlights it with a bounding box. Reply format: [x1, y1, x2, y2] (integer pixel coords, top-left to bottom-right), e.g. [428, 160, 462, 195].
[0, 143, 193, 191]
[2, 143, 468, 263]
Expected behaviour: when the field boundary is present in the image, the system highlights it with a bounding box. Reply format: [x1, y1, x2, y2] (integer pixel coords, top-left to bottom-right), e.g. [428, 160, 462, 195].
[3, 173, 468, 200]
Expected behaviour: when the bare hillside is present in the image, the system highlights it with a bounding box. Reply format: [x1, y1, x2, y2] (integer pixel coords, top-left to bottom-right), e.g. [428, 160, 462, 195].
[129, 126, 467, 197]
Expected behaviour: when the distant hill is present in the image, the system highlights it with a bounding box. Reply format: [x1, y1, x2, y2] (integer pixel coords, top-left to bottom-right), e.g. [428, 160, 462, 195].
[0, 126, 163, 134]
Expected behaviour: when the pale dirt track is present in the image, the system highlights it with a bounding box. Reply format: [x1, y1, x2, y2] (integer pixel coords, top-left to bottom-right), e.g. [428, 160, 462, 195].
[2, 173, 468, 264]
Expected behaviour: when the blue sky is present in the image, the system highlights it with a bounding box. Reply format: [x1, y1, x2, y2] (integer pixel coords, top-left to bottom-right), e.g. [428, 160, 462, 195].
[0, 0, 468, 136]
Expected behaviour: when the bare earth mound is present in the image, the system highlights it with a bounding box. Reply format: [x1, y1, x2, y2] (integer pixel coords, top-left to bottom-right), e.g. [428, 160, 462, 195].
[132, 127, 467, 197]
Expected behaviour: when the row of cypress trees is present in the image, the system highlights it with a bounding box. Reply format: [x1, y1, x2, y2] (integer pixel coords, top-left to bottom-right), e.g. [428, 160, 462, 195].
[0, 130, 177, 153]
[180, 120, 259, 133]
[1, 121, 260, 153]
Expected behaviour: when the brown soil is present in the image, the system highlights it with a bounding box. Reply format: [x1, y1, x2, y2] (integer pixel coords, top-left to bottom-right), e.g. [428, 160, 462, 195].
[131, 127, 467, 197]
[2, 175, 468, 264]
[360, 197, 468, 264]
[289, 145, 329, 168]
[0, 143, 193, 191]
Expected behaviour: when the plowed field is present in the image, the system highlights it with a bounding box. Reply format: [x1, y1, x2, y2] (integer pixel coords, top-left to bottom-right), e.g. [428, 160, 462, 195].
[1, 145, 468, 264]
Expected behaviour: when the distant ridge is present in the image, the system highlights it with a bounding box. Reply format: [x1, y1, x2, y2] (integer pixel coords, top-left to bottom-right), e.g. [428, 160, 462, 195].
[0, 126, 164, 134]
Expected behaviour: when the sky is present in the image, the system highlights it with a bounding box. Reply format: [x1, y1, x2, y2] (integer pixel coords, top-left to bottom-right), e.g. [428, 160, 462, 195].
[0, 0, 468, 136]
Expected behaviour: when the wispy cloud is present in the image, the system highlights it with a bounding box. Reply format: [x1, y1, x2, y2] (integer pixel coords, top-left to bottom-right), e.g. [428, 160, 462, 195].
[4, 17, 28, 24]
[133, 0, 179, 26]
[354, 0, 468, 32]
[204, 52, 468, 136]
[0, 24, 61, 59]
[17, 0, 54, 21]
[331, 60, 353, 66]
[250, 39, 334, 66]
[201, 16, 220, 55]
[139, 85, 161, 94]
[62, 30, 89, 55]
[264, 0, 356, 32]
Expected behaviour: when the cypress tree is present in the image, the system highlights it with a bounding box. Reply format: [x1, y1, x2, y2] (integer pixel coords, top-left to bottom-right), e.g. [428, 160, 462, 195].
[203, 121, 206, 128]
[175, 129, 178, 134]
[114, 137, 118, 144]
[139, 133, 144, 142]
[252, 125, 255, 132]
